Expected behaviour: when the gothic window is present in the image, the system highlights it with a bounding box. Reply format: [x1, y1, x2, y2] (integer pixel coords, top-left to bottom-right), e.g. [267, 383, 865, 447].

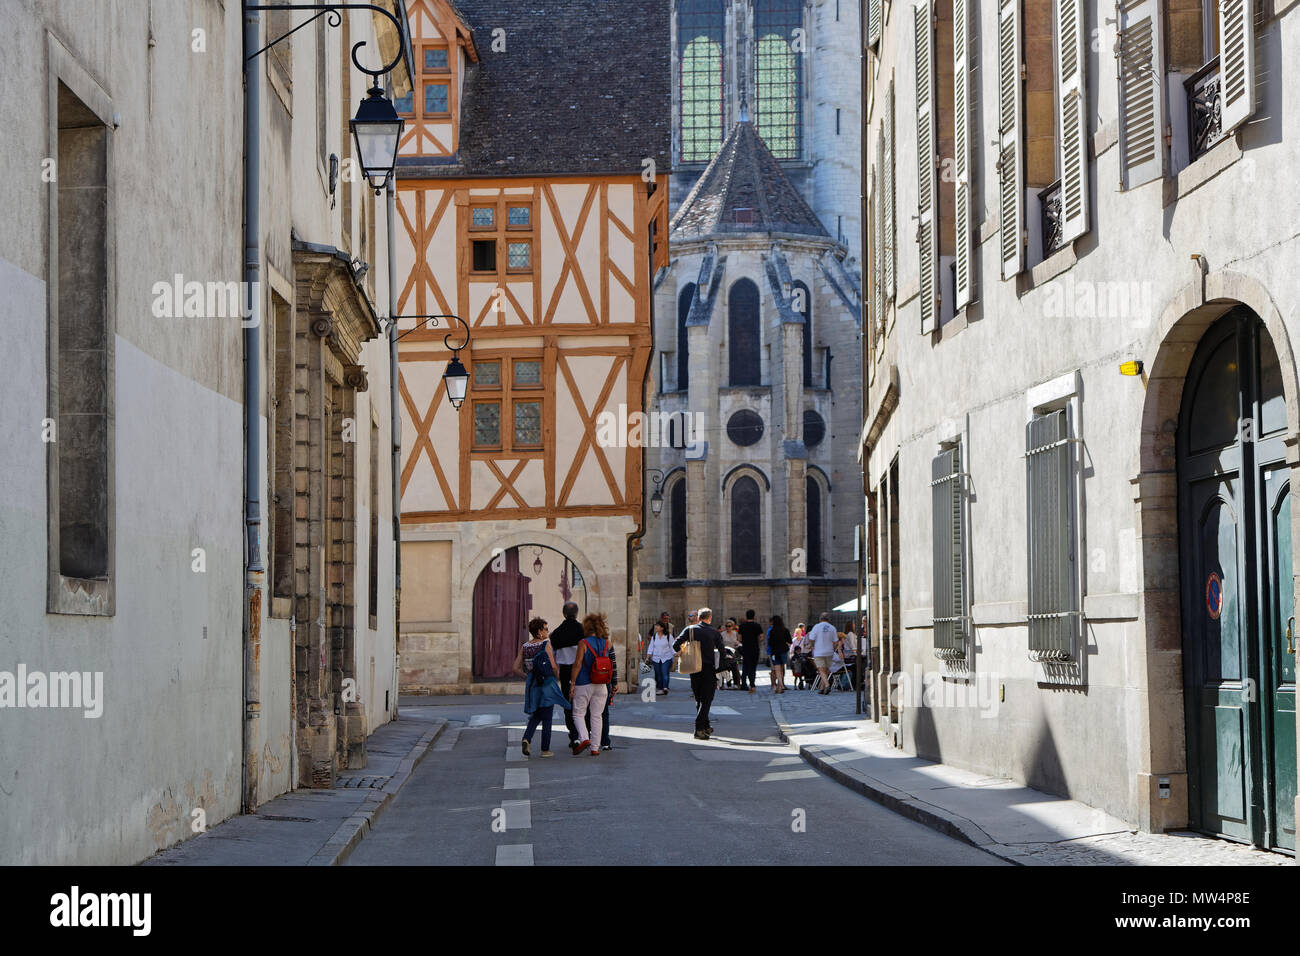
[728, 278, 761, 386]
[754, 0, 803, 159]
[730, 475, 763, 574]
[669, 477, 687, 579]
[678, 282, 695, 391]
[794, 280, 812, 386]
[678, 0, 726, 162]
[806, 475, 825, 576]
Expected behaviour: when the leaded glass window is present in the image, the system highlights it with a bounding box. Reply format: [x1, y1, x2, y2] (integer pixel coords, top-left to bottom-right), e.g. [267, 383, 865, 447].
[424, 47, 448, 71]
[507, 241, 531, 271]
[471, 206, 495, 228]
[474, 401, 501, 447]
[514, 401, 542, 447]
[513, 359, 541, 386]
[731, 475, 762, 574]
[677, 283, 694, 391]
[806, 476, 824, 575]
[508, 205, 531, 227]
[754, 0, 803, 159]
[424, 81, 449, 115]
[475, 360, 500, 387]
[679, 0, 725, 162]
[669, 478, 687, 579]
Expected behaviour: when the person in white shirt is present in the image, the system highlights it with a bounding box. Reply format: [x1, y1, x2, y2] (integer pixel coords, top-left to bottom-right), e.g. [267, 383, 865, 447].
[644, 621, 676, 696]
[806, 613, 838, 695]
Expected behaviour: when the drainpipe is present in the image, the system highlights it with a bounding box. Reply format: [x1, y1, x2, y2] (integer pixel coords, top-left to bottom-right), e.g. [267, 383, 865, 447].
[387, 179, 402, 719]
[242, 3, 264, 813]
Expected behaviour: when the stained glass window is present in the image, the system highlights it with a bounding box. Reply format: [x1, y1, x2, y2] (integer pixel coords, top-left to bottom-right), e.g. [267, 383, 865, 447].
[731, 475, 762, 574]
[795, 280, 813, 386]
[474, 401, 501, 447]
[471, 206, 495, 228]
[474, 360, 500, 387]
[507, 205, 531, 227]
[669, 478, 687, 579]
[679, 0, 725, 162]
[728, 279, 761, 386]
[424, 81, 449, 115]
[677, 283, 694, 391]
[507, 241, 531, 270]
[806, 476, 824, 575]
[394, 90, 413, 115]
[424, 47, 448, 71]
[513, 359, 541, 386]
[754, 0, 803, 159]
[514, 401, 542, 447]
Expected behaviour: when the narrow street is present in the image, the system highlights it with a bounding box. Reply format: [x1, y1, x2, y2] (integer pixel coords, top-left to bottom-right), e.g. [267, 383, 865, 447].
[346, 672, 1001, 866]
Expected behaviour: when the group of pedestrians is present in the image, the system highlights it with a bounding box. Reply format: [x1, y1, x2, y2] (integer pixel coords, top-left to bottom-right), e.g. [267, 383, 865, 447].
[512, 602, 618, 757]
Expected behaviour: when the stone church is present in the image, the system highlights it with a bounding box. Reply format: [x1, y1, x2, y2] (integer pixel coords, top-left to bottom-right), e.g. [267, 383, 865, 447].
[639, 0, 862, 629]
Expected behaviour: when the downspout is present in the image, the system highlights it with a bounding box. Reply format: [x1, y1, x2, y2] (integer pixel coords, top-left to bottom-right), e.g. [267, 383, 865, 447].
[387, 179, 402, 719]
[242, 2, 264, 813]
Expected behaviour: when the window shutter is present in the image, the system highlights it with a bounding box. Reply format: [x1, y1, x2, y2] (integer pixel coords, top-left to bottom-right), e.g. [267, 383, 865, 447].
[915, 0, 938, 334]
[932, 445, 965, 657]
[997, 0, 1024, 279]
[869, 0, 883, 47]
[1218, 0, 1257, 135]
[1026, 409, 1077, 661]
[1116, 0, 1164, 190]
[871, 172, 883, 340]
[953, 0, 973, 309]
[1056, 0, 1089, 242]
[884, 79, 897, 301]
[875, 135, 886, 327]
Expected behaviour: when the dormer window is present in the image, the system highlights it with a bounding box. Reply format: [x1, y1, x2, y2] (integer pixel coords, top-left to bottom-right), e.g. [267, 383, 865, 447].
[423, 45, 449, 72]
[424, 81, 450, 117]
[733, 207, 754, 224]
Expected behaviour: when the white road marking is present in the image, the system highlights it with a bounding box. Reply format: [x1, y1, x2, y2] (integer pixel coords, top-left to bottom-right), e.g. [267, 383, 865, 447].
[711, 706, 740, 715]
[505, 747, 525, 761]
[500, 799, 532, 829]
[469, 714, 501, 727]
[507, 727, 524, 742]
[504, 769, 529, 790]
[495, 844, 534, 866]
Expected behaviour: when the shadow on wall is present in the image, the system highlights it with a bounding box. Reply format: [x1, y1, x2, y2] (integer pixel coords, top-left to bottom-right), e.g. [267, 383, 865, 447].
[910, 697, 942, 766]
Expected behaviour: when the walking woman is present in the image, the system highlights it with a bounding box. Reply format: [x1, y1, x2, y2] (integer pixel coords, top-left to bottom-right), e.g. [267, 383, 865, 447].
[569, 612, 616, 755]
[512, 617, 570, 757]
[767, 615, 792, 693]
[645, 620, 675, 696]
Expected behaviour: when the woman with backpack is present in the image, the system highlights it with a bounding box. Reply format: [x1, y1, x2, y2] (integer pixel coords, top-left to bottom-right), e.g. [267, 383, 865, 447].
[568, 611, 615, 755]
[512, 617, 570, 757]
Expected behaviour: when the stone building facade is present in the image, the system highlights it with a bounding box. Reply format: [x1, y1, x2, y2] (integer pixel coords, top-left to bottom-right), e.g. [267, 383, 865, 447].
[640, 0, 863, 629]
[0, 1, 404, 863]
[864, 0, 1298, 852]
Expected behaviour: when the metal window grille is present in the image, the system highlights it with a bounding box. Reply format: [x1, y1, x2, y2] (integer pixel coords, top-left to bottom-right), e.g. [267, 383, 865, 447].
[931, 444, 966, 658]
[1026, 409, 1078, 661]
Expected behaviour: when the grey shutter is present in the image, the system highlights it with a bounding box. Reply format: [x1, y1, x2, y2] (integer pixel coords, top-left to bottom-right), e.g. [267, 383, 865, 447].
[1026, 409, 1077, 661]
[1116, 0, 1164, 190]
[931, 445, 965, 657]
[997, 0, 1024, 278]
[1056, 0, 1089, 242]
[914, 0, 938, 334]
[1218, 0, 1257, 135]
[884, 79, 897, 301]
[953, 0, 973, 309]
[869, 0, 883, 48]
[875, 137, 887, 331]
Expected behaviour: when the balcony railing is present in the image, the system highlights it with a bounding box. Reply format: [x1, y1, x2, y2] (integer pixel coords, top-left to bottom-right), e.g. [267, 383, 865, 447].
[1040, 179, 1064, 259]
[1186, 55, 1226, 163]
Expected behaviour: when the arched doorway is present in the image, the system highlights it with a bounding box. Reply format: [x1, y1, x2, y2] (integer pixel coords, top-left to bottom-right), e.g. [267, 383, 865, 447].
[470, 545, 588, 680]
[1177, 307, 1296, 850]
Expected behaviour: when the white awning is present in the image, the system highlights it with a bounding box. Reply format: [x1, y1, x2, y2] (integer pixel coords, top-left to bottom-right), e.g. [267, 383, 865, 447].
[832, 595, 870, 613]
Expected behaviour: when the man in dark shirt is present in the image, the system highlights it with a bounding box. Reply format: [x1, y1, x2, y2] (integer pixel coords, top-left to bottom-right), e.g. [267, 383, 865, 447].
[737, 609, 763, 693]
[674, 607, 725, 739]
[549, 602, 584, 747]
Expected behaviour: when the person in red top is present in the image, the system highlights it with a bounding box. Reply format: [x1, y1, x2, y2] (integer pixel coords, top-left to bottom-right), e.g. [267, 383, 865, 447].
[568, 612, 617, 755]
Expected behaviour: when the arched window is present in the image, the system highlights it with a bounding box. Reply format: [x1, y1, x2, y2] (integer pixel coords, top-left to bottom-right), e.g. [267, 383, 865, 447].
[754, 0, 803, 159]
[677, 282, 694, 392]
[679, 1, 725, 163]
[728, 278, 761, 386]
[806, 475, 824, 576]
[731, 475, 762, 574]
[669, 477, 687, 579]
[794, 280, 812, 386]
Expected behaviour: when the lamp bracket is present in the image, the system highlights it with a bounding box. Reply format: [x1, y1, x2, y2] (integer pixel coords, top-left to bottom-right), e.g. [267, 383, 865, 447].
[245, 3, 407, 85]
[393, 313, 472, 353]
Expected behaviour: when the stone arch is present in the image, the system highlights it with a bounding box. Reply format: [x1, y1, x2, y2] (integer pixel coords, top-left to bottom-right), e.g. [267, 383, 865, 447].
[1131, 266, 1300, 833]
[460, 530, 601, 608]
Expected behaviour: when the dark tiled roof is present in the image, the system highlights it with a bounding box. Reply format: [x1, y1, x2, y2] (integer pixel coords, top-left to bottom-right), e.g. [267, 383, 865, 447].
[670, 120, 830, 240]
[401, 0, 670, 178]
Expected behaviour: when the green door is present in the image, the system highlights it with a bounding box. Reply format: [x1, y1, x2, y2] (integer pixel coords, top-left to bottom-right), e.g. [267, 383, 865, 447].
[1179, 308, 1295, 851]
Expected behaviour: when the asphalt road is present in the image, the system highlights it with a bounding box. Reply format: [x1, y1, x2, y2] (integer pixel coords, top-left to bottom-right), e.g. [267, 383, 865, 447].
[346, 671, 1003, 866]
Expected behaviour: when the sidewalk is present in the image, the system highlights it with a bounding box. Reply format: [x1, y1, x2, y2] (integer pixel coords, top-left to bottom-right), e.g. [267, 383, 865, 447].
[145, 707, 446, 866]
[769, 687, 1291, 866]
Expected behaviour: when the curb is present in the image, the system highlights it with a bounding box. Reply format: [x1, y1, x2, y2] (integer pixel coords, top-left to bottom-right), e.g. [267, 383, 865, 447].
[306, 718, 448, 866]
[769, 698, 1024, 866]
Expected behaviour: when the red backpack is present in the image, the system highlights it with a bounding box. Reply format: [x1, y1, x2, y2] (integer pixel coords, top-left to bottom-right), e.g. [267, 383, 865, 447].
[584, 638, 613, 684]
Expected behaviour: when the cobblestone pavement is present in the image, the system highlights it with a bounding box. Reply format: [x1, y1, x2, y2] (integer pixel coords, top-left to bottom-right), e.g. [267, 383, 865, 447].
[766, 670, 1294, 867]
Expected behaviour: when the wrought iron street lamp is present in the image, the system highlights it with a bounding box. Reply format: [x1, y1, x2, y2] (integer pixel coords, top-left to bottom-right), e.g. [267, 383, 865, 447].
[647, 468, 666, 517]
[394, 314, 472, 411]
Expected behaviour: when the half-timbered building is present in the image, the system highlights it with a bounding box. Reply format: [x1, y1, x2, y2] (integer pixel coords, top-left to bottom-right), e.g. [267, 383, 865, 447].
[394, 0, 670, 692]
